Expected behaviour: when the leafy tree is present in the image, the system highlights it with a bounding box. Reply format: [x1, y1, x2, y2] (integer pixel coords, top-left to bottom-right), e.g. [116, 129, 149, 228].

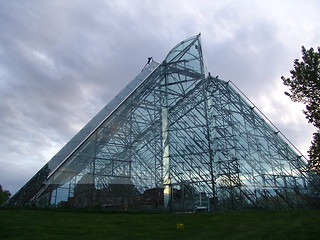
[0, 185, 11, 205]
[281, 46, 320, 174]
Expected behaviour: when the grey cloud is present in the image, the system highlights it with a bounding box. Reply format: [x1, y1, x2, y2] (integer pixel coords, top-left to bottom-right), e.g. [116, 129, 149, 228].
[206, 21, 288, 97]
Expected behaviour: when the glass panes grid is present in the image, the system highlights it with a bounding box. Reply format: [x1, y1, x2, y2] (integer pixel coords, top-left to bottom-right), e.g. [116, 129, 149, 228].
[6, 35, 312, 211]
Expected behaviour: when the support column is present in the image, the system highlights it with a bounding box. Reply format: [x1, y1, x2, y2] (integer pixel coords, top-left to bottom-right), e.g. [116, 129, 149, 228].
[162, 107, 170, 209]
[161, 63, 171, 209]
[205, 79, 218, 210]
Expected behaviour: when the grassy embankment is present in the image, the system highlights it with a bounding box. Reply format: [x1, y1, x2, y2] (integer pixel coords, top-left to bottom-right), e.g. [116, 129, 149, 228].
[0, 208, 319, 240]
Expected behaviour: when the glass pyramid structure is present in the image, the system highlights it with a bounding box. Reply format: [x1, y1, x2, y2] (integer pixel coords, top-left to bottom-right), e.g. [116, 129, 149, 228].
[7, 34, 312, 211]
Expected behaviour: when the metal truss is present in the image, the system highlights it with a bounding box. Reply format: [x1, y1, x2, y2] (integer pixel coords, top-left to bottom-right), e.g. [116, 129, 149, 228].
[6, 34, 313, 211]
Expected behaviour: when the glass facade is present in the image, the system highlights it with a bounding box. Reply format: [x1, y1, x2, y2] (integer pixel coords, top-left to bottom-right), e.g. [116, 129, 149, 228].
[6, 34, 312, 211]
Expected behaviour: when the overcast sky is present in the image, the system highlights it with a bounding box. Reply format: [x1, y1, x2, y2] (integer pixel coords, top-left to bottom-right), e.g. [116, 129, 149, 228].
[1, 0, 319, 195]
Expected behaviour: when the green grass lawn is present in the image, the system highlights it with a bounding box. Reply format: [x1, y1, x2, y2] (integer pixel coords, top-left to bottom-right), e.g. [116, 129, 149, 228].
[0, 208, 319, 240]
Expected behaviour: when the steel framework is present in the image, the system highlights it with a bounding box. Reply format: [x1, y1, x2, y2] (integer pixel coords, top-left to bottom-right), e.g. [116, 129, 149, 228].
[6, 35, 312, 211]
